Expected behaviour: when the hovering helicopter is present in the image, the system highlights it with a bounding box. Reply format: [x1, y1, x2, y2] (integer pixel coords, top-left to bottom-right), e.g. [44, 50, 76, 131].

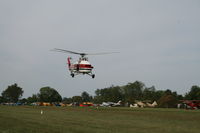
[52, 48, 118, 78]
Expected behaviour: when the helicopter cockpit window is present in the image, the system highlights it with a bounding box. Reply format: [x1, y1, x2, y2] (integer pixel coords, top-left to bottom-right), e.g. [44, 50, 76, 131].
[79, 57, 88, 61]
[83, 57, 88, 61]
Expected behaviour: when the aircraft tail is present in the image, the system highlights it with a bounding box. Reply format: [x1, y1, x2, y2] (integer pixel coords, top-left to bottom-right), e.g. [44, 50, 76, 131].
[67, 57, 71, 67]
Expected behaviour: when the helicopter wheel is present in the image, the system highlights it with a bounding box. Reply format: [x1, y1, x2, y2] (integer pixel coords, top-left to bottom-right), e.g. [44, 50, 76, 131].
[92, 74, 95, 79]
[71, 73, 75, 78]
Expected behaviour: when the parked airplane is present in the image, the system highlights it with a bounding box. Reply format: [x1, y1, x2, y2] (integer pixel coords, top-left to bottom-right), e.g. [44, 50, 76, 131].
[100, 101, 121, 107]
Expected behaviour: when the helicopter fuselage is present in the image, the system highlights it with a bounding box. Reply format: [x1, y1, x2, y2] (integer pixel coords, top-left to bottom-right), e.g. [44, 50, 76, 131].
[67, 57, 95, 78]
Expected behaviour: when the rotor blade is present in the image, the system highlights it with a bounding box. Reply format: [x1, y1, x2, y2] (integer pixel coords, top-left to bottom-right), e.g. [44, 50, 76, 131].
[87, 52, 120, 55]
[51, 48, 85, 55]
[51, 48, 119, 56]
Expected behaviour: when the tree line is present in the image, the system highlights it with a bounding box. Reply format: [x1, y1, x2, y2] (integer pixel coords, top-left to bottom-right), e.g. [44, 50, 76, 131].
[1, 81, 200, 108]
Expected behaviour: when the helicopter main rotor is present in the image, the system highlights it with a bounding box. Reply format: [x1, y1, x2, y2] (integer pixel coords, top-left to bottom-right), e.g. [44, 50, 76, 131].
[52, 48, 87, 57]
[52, 48, 119, 57]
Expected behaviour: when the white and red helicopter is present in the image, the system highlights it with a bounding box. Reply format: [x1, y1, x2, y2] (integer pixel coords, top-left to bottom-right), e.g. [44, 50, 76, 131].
[52, 48, 118, 78]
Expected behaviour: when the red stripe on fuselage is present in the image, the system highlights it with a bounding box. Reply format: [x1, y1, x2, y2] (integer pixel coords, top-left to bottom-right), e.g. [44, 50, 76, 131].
[75, 64, 93, 69]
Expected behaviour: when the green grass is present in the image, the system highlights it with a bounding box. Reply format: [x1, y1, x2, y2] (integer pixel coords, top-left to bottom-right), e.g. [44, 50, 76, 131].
[0, 106, 200, 133]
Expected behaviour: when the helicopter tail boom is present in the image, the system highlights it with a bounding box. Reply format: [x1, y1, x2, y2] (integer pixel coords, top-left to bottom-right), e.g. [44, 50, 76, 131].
[67, 57, 71, 68]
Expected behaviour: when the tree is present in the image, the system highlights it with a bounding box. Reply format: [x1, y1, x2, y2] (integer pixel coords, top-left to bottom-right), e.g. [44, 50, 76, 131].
[123, 81, 145, 103]
[153, 90, 165, 101]
[81, 91, 92, 102]
[142, 86, 156, 101]
[0, 96, 6, 103]
[157, 90, 178, 108]
[62, 97, 73, 104]
[19, 98, 27, 104]
[72, 96, 82, 103]
[93, 86, 123, 103]
[27, 94, 39, 103]
[108, 86, 123, 102]
[38, 87, 62, 103]
[158, 94, 178, 108]
[93, 89, 102, 104]
[185, 85, 200, 100]
[1, 83, 23, 102]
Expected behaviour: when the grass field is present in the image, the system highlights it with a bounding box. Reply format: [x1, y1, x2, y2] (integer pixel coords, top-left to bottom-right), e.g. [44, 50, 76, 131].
[0, 106, 199, 133]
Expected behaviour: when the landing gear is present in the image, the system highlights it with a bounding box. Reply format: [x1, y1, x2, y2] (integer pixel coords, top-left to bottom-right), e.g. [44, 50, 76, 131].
[71, 73, 74, 78]
[92, 74, 95, 79]
[86, 73, 95, 78]
[70, 73, 95, 78]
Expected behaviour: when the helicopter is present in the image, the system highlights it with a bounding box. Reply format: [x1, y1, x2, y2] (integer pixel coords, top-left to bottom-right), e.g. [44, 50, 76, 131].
[52, 48, 118, 78]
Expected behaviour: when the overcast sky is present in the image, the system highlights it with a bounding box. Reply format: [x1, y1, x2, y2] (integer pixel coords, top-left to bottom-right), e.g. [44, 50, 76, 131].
[0, 0, 200, 98]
